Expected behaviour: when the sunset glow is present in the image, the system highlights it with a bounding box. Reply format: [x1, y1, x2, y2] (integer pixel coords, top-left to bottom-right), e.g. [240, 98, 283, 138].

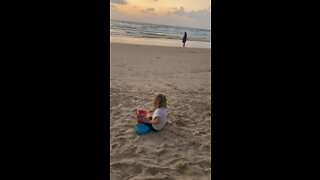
[111, 0, 211, 29]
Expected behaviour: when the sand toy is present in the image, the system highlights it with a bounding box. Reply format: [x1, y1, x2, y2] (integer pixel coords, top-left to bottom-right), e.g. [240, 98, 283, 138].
[135, 123, 150, 135]
[136, 106, 148, 124]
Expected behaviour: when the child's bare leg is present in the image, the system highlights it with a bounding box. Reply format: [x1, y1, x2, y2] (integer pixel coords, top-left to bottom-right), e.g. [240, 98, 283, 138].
[147, 112, 153, 120]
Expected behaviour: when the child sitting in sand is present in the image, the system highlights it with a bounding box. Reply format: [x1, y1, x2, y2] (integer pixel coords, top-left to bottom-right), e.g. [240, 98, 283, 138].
[143, 94, 168, 131]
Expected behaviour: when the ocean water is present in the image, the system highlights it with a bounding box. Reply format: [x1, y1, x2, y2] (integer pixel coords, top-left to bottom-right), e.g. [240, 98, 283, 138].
[110, 19, 211, 48]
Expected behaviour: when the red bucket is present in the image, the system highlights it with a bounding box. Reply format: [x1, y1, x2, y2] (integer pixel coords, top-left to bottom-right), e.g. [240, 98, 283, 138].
[136, 107, 148, 124]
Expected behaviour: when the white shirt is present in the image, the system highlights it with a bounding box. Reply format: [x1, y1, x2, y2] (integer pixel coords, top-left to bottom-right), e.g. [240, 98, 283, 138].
[152, 107, 167, 131]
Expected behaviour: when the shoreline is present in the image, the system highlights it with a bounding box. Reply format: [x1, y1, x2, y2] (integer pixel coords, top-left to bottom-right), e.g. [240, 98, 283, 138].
[110, 36, 211, 49]
[110, 42, 211, 51]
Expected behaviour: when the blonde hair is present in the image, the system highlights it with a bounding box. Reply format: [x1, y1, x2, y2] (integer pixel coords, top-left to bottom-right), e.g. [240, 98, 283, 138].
[154, 94, 167, 108]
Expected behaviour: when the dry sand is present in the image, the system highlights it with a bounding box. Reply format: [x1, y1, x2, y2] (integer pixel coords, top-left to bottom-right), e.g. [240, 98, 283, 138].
[110, 43, 211, 180]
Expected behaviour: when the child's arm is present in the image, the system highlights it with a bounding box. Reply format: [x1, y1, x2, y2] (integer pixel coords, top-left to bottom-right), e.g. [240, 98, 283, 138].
[146, 116, 160, 124]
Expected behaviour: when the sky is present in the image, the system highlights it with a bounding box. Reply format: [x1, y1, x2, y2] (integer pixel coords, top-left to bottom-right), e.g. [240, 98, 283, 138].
[110, 0, 211, 30]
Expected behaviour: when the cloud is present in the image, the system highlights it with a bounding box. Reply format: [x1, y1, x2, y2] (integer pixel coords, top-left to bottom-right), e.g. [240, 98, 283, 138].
[174, 7, 185, 16]
[141, 8, 155, 13]
[173, 6, 210, 19]
[111, 0, 127, 4]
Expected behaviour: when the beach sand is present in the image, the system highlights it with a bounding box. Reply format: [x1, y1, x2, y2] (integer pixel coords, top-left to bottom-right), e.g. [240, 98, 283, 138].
[110, 43, 211, 180]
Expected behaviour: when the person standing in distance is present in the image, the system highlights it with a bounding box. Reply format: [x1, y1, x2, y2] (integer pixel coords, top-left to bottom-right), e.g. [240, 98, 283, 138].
[182, 32, 187, 47]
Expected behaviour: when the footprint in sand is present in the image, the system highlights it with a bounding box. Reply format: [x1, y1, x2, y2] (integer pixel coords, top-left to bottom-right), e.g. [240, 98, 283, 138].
[134, 146, 145, 154]
[154, 148, 167, 156]
[143, 167, 159, 176]
[174, 119, 185, 126]
[111, 143, 119, 150]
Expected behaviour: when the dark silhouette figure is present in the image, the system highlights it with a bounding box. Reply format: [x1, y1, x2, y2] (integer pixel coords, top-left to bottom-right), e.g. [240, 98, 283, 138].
[182, 32, 187, 47]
